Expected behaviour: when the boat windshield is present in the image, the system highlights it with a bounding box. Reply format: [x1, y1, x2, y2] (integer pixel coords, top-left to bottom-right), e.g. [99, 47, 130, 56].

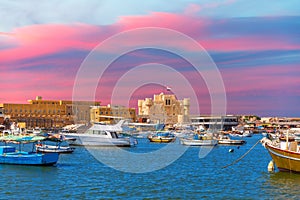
[156, 132, 172, 137]
[87, 130, 107, 135]
[110, 132, 118, 138]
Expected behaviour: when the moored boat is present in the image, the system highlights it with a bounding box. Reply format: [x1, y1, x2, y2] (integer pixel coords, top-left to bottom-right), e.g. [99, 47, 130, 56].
[261, 131, 300, 173]
[36, 144, 75, 154]
[64, 120, 137, 147]
[217, 135, 246, 145]
[180, 138, 218, 146]
[231, 125, 253, 137]
[0, 135, 59, 166]
[147, 131, 176, 143]
[180, 134, 218, 146]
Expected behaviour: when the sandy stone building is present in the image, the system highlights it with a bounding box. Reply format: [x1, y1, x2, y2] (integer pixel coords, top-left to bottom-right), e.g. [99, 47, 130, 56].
[138, 93, 190, 125]
[0, 96, 100, 128]
[90, 105, 136, 124]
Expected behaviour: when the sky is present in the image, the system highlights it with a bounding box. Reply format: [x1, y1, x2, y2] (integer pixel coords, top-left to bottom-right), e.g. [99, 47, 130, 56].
[0, 0, 300, 117]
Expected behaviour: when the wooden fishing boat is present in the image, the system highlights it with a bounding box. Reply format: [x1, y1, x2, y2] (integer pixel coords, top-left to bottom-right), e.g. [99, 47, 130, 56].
[36, 144, 75, 154]
[180, 134, 218, 146]
[148, 131, 176, 143]
[0, 146, 59, 166]
[217, 135, 246, 145]
[0, 135, 59, 166]
[218, 139, 246, 145]
[261, 133, 300, 173]
[180, 138, 218, 146]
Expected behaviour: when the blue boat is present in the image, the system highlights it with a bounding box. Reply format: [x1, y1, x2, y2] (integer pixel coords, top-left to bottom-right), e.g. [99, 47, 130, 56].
[0, 135, 59, 166]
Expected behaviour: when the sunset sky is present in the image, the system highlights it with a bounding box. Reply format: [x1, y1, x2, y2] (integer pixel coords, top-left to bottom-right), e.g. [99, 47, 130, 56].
[0, 0, 299, 117]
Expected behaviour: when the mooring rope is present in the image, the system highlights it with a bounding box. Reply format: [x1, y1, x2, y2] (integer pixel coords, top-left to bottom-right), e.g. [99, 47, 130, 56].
[222, 139, 261, 169]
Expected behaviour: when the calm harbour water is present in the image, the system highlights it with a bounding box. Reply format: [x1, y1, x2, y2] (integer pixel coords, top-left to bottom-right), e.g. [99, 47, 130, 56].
[1, 134, 300, 199]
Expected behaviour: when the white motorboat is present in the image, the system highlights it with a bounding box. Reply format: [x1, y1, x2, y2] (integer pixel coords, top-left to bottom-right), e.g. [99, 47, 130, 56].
[36, 144, 75, 154]
[64, 120, 137, 147]
[217, 135, 246, 145]
[231, 125, 253, 137]
[180, 134, 218, 146]
[180, 138, 218, 146]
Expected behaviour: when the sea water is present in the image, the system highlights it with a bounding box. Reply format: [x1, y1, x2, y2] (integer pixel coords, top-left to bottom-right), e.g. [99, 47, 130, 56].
[1, 134, 300, 199]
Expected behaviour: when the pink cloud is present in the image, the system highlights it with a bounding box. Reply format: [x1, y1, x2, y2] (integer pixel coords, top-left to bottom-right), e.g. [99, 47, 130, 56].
[216, 63, 300, 115]
[0, 23, 116, 65]
[118, 12, 209, 37]
[221, 64, 300, 94]
[0, 69, 75, 103]
[0, 10, 299, 116]
[1, 12, 298, 68]
[199, 36, 300, 51]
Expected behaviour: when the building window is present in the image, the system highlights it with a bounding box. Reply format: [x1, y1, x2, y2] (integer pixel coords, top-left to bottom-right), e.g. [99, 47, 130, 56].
[166, 99, 171, 105]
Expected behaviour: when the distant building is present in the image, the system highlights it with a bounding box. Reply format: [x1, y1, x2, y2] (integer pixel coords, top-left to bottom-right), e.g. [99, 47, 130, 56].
[0, 96, 100, 128]
[138, 92, 190, 125]
[190, 115, 239, 130]
[260, 117, 300, 128]
[90, 104, 136, 124]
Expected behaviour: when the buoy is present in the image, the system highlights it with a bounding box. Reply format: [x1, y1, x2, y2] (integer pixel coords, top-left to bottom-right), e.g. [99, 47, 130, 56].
[222, 139, 261, 169]
[268, 160, 274, 172]
[229, 149, 234, 153]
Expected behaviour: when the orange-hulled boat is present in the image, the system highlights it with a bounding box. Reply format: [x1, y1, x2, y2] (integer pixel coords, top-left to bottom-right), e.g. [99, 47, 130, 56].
[261, 133, 300, 173]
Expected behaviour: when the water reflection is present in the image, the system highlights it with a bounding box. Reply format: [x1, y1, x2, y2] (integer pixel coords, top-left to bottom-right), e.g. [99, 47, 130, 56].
[264, 172, 300, 199]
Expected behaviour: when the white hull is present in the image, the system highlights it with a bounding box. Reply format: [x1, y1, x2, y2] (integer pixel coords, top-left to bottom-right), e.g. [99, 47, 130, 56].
[65, 133, 135, 147]
[180, 139, 218, 146]
[218, 139, 246, 145]
[242, 130, 253, 137]
[36, 144, 75, 153]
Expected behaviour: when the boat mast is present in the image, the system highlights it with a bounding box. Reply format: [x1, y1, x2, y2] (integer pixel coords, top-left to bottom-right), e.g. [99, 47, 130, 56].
[286, 129, 289, 150]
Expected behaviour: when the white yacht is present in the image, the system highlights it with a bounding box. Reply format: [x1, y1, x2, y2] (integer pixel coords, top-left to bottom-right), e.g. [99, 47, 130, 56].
[64, 120, 137, 147]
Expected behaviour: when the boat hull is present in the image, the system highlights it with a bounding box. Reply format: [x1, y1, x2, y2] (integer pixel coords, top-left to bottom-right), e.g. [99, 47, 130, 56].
[265, 143, 300, 173]
[65, 134, 135, 147]
[180, 139, 218, 146]
[218, 139, 246, 145]
[0, 152, 59, 166]
[148, 137, 176, 143]
[36, 145, 75, 154]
